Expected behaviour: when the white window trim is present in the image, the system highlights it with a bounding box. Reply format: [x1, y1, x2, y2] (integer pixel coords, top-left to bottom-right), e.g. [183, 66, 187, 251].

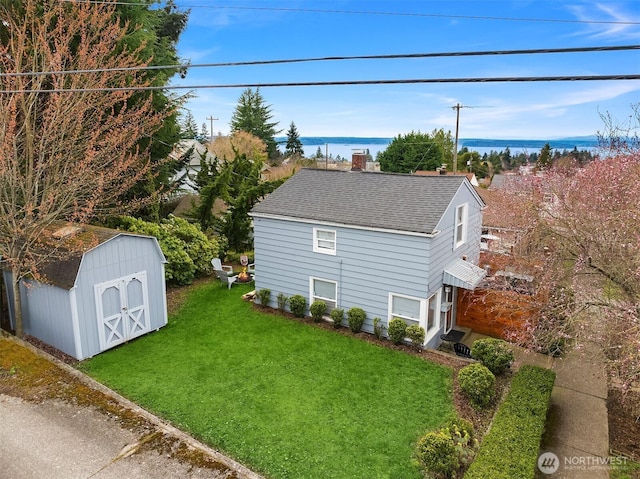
[309, 277, 338, 310]
[426, 291, 440, 342]
[454, 203, 468, 249]
[388, 291, 441, 344]
[313, 227, 336, 255]
[388, 292, 425, 326]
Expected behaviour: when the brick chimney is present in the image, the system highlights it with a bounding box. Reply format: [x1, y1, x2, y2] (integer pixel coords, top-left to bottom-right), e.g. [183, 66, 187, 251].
[351, 152, 366, 171]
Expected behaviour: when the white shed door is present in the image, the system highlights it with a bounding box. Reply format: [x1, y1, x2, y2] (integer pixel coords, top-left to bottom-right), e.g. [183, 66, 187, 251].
[95, 271, 150, 351]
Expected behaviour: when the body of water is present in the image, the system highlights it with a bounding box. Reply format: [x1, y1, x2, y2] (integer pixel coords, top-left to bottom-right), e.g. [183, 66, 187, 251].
[277, 136, 600, 160]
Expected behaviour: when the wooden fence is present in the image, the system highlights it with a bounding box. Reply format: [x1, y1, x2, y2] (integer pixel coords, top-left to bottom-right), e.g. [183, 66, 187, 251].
[456, 288, 539, 340]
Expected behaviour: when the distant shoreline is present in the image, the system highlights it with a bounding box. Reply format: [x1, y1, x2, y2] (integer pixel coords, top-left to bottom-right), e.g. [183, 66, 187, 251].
[278, 136, 599, 159]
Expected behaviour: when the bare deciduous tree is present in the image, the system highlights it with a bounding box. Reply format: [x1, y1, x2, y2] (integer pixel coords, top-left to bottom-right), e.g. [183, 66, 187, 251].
[0, 0, 173, 337]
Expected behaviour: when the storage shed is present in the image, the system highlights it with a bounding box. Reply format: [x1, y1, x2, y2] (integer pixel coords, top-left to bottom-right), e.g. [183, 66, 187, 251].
[3, 223, 168, 360]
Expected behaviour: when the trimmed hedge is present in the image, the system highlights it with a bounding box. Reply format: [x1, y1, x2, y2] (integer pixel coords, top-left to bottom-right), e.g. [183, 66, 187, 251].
[464, 365, 556, 479]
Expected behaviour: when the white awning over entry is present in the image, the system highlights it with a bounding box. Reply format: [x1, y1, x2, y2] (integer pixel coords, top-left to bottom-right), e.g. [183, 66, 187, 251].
[443, 259, 487, 290]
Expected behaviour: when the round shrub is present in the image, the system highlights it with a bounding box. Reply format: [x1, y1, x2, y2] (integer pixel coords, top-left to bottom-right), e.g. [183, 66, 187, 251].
[347, 307, 366, 333]
[458, 363, 496, 408]
[471, 338, 514, 375]
[289, 295, 307, 318]
[415, 430, 459, 479]
[388, 318, 407, 344]
[330, 308, 344, 328]
[405, 324, 425, 349]
[309, 300, 327, 322]
[256, 288, 271, 307]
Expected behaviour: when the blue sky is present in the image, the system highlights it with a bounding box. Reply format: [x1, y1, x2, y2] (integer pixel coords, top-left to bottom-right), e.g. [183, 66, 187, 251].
[172, 1, 640, 139]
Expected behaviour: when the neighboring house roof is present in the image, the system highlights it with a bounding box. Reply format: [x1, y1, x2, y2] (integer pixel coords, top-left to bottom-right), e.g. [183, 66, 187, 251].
[172, 194, 227, 219]
[414, 170, 479, 187]
[476, 181, 530, 231]
[488, 173, 507, 189]
[169, 139, 215, 167]
[251, 169, 483, 235]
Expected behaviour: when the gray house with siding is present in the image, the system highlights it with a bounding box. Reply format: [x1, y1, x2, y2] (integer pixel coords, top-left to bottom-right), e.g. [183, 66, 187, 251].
[250, 168, 487, 348]
[3, 224, 168, 360]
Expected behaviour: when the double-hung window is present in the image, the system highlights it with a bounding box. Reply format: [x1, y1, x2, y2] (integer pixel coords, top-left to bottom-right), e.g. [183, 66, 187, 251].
[310, 277, 337, 311]
[313, 228, 336, 255]
[389, 293, 422, 328]
[454, 204, 468, 248]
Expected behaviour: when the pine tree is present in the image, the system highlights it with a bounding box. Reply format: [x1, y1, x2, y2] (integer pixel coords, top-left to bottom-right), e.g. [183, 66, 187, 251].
[537, 143, 553, 170]
[284, 122, 304, 159]
[230, 88, 281, 161]
[200, 122, 210, 142]
[181, 111, 198, 139]
[113, 0, 189, 221]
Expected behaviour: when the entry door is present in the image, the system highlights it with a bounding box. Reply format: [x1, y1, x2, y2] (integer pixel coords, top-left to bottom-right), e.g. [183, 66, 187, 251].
[95, 272, 150, 351]
[442, 286, 454, 334]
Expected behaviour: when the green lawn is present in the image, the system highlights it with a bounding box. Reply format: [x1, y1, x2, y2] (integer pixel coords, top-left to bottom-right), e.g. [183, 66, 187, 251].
[81, 281, 454, 479]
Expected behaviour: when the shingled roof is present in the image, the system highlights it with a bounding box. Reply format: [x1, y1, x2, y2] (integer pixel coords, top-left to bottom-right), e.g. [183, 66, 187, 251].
[251, 169, 475, 235]
[4, 223, 157, 290]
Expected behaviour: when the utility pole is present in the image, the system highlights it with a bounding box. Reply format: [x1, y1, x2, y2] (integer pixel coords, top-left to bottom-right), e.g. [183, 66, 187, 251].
[451, 103, 471, 174]
[206, 115, 218, 142]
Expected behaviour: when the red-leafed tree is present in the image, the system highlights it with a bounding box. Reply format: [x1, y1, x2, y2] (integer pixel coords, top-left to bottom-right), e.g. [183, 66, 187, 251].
[0, 0, 174, 337]
[487, 107, 639, 401]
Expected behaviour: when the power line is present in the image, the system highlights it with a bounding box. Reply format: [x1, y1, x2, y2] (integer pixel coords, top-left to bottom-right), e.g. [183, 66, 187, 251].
[2, 45, 638, 78]
[2, 74, 639, 94]
[63, 1, 640, 26]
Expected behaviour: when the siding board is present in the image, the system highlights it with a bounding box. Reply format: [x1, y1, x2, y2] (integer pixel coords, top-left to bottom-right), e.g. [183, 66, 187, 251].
[4, 233, 167, 360]
[252, 176, 485, 344]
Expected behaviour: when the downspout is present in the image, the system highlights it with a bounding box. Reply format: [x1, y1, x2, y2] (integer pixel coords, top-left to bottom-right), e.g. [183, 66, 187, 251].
[338, 259, 343, 308]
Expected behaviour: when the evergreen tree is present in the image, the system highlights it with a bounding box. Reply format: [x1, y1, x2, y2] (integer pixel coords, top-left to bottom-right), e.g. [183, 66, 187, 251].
[193, 151, 283, 250]
[378, 131, 444, 173]
[113, 0, 190, 222]
[230, 88, 281, 161]
[501, 147, 513, 169]
[284, 122, 304, 159]
[199, 122, 209, 142]
[181, 111, 198, 139]
[537, 143, 553, 170]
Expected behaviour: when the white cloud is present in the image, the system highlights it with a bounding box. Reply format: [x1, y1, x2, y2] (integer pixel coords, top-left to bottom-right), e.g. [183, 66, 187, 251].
[179, 47, 221, 63]
[567, 3, 640, 40]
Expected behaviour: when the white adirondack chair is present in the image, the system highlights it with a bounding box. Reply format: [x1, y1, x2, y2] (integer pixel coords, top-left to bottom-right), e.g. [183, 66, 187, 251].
[214, 268, 238, 289]
[211, 258, 233, 274]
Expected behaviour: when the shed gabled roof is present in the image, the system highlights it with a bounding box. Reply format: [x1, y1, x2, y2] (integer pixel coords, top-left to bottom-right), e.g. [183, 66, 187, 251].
[28, 223, 164, 290]
[251, 169, 478, 235]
